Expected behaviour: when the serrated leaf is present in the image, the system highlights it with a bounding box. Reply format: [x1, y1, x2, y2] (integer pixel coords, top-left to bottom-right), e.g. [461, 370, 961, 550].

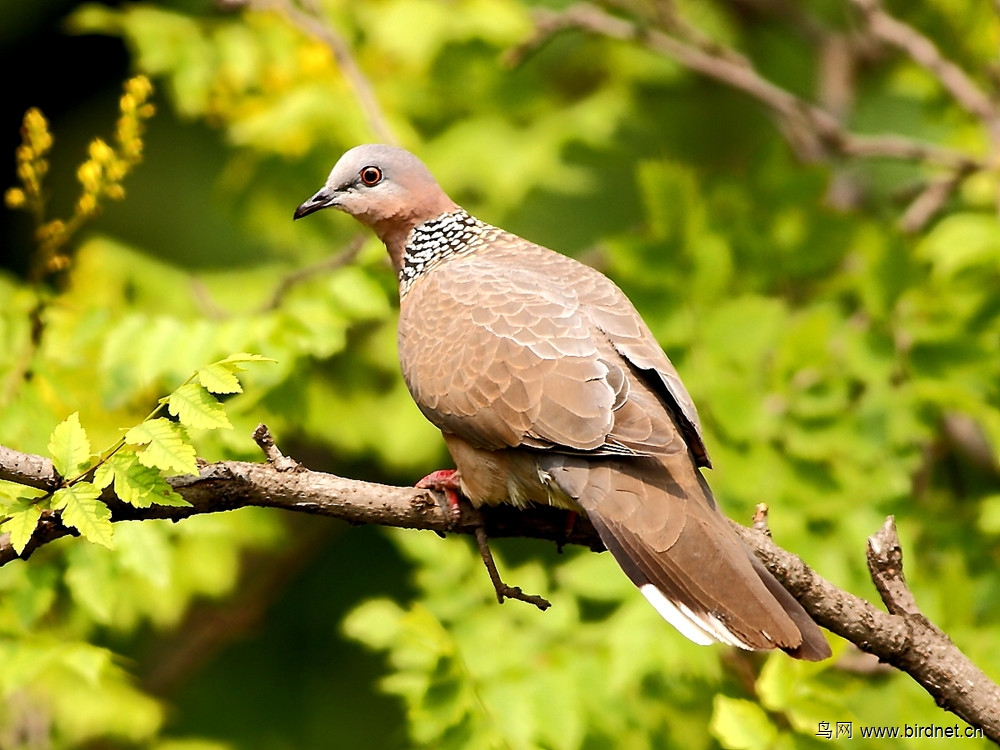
[1, 502, 43, 554]
[147, 487, 192, 507]
[124, 418, 199, 476]
[196, 362, 243, 394]
[52, 483, 114, 548]
[48, 412, 92, 478]
[215, 352, 276, 369]
[167, 383, 231, 430]
[93, 462, 115, 490]
[109, 451, 190, 508]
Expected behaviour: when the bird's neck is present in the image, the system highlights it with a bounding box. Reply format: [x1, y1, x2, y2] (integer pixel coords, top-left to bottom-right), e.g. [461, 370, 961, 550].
[396, 209, 500, 297]
[372, 191, 459, 275]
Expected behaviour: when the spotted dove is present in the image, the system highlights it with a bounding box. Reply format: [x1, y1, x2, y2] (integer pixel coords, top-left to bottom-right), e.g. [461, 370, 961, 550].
[295, 144, 830, 660]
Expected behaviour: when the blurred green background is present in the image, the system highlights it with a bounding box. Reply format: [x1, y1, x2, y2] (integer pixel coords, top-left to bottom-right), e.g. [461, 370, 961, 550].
[1, 0, 998, 747]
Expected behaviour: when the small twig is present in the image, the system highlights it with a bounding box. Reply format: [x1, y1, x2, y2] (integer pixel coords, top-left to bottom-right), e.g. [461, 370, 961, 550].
[252, 424, 301, 472]
[261, 235, 366, 311]
[898, 172, 966, 233]
[651, 0, 750, 67]
[751, 503, 771, 536]
[866, 515, 920, 616]
[847, 0, 1000, 137]
[732, 519, 1000, 738]
[189, 277, 230, 321]
[508, 3, 984, 173]
[251, 0, 398, 145]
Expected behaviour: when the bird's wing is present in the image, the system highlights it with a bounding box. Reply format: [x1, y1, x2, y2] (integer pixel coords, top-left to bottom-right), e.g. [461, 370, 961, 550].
[397, 240, 694, 459]
[579, 277, 712, 467]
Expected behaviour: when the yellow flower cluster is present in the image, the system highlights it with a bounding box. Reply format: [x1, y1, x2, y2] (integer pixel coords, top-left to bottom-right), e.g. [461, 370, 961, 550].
[72, 74, 155, 222]
[4, 75, 156, 280]
[4, 108, 52, 216]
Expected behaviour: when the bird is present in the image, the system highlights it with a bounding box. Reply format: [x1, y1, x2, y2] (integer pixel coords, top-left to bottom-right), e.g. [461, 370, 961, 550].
[294, 144, 831, 660]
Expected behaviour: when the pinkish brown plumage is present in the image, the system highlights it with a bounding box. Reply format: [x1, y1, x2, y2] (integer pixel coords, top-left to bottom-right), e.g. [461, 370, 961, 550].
[295, 144, 831, 660]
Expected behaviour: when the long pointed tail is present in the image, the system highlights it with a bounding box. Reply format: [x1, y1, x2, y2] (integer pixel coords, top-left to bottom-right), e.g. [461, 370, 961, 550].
[545, 454, 831, 661]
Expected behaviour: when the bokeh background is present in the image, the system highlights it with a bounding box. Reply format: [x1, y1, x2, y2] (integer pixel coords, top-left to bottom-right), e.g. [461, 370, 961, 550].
[1, 0, 999, 747]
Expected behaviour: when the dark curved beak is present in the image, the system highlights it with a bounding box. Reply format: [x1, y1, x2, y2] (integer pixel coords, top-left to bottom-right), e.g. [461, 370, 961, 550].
[293, 187, 339, 220]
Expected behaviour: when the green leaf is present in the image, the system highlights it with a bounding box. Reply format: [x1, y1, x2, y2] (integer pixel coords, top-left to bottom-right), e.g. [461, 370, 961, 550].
[48, 412, 92, 478]
[196, 362, 243, 394]
[93, 462, 115, 490]
[124, 418, 199, 476]
[1, 502, 43, 555]
[710, 695, 778, 750]
[194, 352, 274, 394]
[978, 493, 1000, 534]
[917, 213, 1000, 277]
[116, 522, 171, 588]
[167, 382, 232, 430]
[216, 352, 276, 368]
[108, 451, 190, 508]
[146, 486, 193, 507]
[52, 483, 114, 548]
[151, 739, 234, 750]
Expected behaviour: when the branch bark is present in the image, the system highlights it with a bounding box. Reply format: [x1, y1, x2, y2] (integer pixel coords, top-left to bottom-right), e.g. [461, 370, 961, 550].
[506, 3, 983, 173]
[505, 2, 991, 230]
[1, 436, 997, 739]
[846, 0, 1000, 139]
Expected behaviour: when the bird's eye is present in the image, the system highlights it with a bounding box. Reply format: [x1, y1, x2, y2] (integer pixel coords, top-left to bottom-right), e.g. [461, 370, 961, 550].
[359, 166, 383, 186]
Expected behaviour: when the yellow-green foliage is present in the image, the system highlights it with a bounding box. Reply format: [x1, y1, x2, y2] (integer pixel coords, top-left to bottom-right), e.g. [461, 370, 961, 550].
[1, 0, 999, 748]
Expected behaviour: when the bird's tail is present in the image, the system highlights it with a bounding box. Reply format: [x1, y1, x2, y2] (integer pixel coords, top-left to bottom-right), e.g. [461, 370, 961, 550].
[544, 454, 831, 661]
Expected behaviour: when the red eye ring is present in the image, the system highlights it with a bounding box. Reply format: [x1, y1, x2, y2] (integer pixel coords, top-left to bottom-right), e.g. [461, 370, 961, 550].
[359, 166, 383, 186]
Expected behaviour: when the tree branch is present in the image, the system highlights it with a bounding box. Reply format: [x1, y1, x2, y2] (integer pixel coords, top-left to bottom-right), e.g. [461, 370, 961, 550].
[259, 234, 366, 312]
[730, 519, 1000, 739]
[246, 0, 398, 146]
[506, 1, 994, 229]
[0, 435, 997, 738]
[846, 0, 1000, 137]
[506, 3, 983, 173]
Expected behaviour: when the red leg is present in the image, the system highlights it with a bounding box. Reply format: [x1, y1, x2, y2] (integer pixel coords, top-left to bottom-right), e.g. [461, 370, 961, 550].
[416, 469, 463, 523]
[563, 510, 579, 537]
[417, 469, 551, 611]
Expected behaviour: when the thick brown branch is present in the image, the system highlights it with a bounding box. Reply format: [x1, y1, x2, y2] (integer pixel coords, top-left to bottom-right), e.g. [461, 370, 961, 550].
[0, 444, 60, 491]
[0, 443, 604, 567]
[1, 440, 997, 739]
[730, 522, 1000, 740]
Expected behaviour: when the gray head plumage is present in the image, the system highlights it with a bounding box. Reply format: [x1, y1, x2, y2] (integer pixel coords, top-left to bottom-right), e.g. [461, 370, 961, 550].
[294, 144, 459, 270]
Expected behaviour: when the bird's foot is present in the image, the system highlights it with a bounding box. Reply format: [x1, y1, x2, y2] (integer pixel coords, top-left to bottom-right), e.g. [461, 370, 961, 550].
[416, 469, 551, 611]
[416, 469, 463, 526]
[473, 525, 551, 612]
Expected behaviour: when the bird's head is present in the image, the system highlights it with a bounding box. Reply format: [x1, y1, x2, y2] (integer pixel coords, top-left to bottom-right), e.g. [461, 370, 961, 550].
[294, 144, 458, 270]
